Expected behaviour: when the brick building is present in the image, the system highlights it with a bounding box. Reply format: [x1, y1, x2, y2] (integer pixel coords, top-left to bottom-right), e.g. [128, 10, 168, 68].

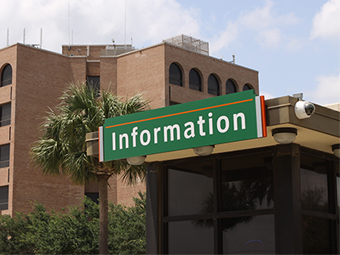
[0, 35, 259, 215]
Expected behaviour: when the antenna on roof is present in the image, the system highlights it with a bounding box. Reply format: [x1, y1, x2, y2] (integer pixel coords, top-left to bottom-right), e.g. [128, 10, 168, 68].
[6, 28, 9, 46]
[229, 53, 235, 64]
[124, 0, 127, 46]
[40, 28, 42, 48]
[68, 0, 71, 48]
[23, 28, 26, 44]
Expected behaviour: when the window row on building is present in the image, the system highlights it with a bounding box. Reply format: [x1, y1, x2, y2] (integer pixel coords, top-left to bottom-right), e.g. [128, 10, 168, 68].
[169, 62, 253, 96]
[0, 144, 10, 211]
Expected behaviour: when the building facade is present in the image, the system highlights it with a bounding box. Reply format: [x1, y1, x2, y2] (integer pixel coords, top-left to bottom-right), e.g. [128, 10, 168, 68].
[0, 35, 259, 215]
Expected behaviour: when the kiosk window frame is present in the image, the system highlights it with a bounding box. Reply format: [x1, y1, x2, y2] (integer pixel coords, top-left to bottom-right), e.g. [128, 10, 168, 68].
[161, 147, 275, 254]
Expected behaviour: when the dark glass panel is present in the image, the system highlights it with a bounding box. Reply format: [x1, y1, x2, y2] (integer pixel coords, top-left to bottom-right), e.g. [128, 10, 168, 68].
[220, 154, 274, 212]
[0, 144, 10, 168]
[226, 79, 237, 94]
[301, 153, 330, 212]
[243, 84, 252, 91]
[222, 215, 275, 254]
[169, 63, 182, 86]
[189, 69, 202, 91]
[336, 160, 339, 249]
[168, 220, 214, 254]
[301, 168, 328, 212]
[302, 216, 331, 254]
[0, 186, 8, 210]
[208, 74, 220, 95]
[86, 76, 100, 95]
[0, 103, 11, 127]
[85, 192, 99, 204]
[167, 159, 213, 216]
[336, 159, 339, 210]
[1, 64, 12, 87]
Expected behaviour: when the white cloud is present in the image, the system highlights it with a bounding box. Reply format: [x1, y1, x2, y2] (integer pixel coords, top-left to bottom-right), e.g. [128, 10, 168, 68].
[256, 28, 281, 48]
[209, 0, 301, 52]
[311, 0, 340, 40]
[306, 73, 340, 105]
[210, 22, 238, 55]
[0, 0, 200, 52]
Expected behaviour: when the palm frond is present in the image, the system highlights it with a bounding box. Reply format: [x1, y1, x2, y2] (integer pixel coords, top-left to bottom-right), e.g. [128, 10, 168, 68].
[118, 161, 147, 185]
[30, 82, 150, 186]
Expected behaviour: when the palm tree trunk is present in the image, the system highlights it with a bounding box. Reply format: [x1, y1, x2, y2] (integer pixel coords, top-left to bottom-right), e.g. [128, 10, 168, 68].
[98, 174, 109, 254]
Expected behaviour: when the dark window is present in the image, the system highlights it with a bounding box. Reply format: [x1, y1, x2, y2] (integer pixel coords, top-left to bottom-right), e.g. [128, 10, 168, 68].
[189, 69, 202, 91]
[208, 74, 220, 95]
[168, 221, 214, 254]
[168, 159, 213, 216]
[337, 162, 340, 248]
[301, 168, 328, 212]
[222, 215, 275, 254]
[300, 149, 337, 254]
[226, 79, 237, 94]
[221, 153, 273, 211]
[164, 149, 274, 254]
[302, 216, 332, 254]
[1, 64, 12, 87]
[220, 168, 274, 212]
[86, 76, 100, 95]
[243, 84, 253, 91]
[0, 103, 11, 127]
[300, 153, 330, 213]
[0, 144, 10, 168]
[169, 63, 182, 86]
[337, 161, 339, 210]
[85, 192, 99, 204]
[0, 186, 8, 210]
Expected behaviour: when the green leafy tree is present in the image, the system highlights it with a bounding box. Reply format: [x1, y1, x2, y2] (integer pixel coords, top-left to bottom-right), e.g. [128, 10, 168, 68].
[0, 212, 34, 253]
[108, 192, 146, 254]
[30, 83, 149, 254]
[0, 194, 146, 254]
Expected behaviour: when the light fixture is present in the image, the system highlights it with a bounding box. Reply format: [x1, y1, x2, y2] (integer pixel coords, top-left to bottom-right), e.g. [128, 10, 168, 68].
[332, 144, 340, 158]
[272, 128, 297, 144]
[126, 156, 146, 165]
[193, 145, 214, 156]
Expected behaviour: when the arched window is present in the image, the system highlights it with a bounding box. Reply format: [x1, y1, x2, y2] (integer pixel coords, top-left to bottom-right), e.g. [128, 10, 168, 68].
[169, 63, 183, 86]
[243, 84, 253, 91]
[189, 69, 202, 91]
[1, 64, 12, 87]
[226, 79, 237, 94]
[208, 74, 220, 96]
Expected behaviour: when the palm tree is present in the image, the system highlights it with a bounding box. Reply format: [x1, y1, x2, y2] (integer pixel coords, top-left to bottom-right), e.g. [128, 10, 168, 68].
[30, 83, 149, 254]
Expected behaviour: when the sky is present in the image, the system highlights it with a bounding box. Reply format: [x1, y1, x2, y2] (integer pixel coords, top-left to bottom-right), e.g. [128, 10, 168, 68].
[0, 0, 339, 105]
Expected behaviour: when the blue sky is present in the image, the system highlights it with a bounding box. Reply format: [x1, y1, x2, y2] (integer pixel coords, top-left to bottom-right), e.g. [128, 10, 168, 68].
[1, 0, 339, 105]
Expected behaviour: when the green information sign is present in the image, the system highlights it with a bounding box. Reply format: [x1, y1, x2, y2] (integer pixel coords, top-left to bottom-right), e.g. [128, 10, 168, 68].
[99, 90, 266, 162]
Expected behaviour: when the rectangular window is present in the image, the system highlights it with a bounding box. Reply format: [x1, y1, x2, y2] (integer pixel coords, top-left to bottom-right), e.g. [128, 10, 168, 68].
[0, 144, 10, 168]
[168, 220, 214, 254]
[85, 192, 99, 204]
[86, 76, 100, 93]
[164, 148, 275, 254]
[0, 186, 8, 210]
[167, 159, 213, 216]
[0, 103, 11, 127]
[222, 215, 275, 254]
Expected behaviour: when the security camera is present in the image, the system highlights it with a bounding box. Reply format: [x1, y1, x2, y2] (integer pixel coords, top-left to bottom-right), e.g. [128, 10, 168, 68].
[295, 101, 315, 119]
